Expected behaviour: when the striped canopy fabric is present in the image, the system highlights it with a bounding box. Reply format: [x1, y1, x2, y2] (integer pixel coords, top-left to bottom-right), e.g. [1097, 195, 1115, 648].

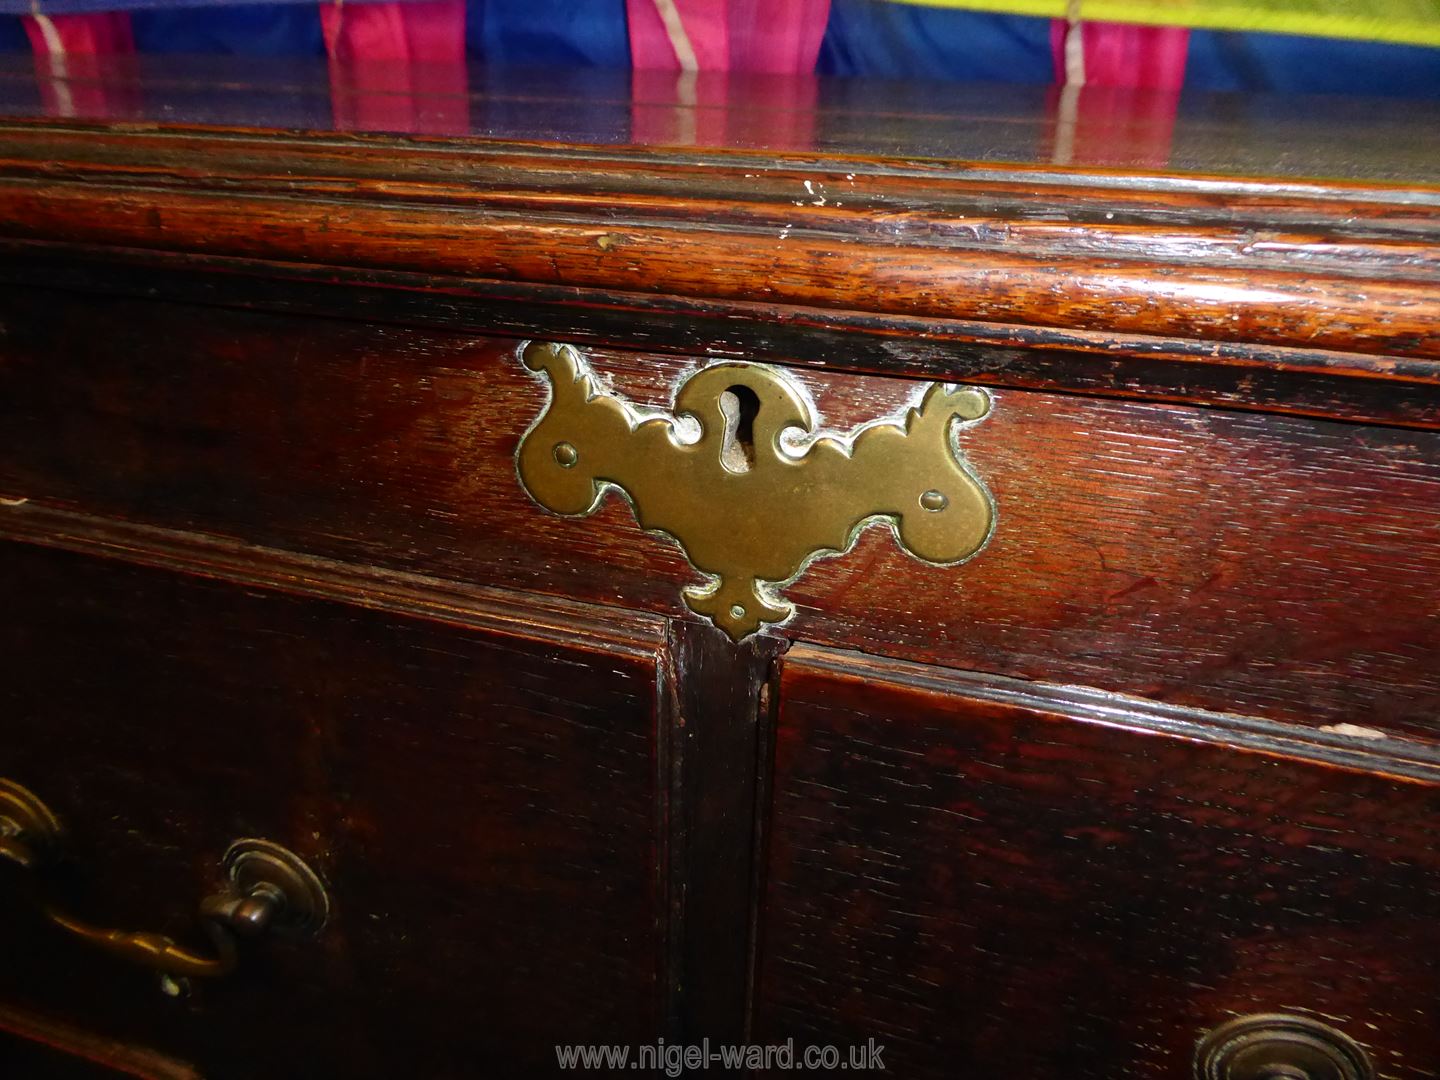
[1, 0, 1436, 99]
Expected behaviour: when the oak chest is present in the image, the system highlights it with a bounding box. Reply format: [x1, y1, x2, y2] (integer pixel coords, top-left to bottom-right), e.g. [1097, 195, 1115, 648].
[0, 56, 1438, 1080]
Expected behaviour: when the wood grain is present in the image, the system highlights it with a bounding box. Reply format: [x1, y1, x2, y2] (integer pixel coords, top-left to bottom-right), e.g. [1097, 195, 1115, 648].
[665, 620, 784, 1043]
[756, 644, 1440, 1080]
[2, 292, 1436, 737]
[9, 244, 1438, 430]
[0, 133, 1433, 364]
[0, 539, 669, 1077]
[0, 505, 782, 1049]
[0, 1004, 201, 1080]
[0, 63, 1433, 391]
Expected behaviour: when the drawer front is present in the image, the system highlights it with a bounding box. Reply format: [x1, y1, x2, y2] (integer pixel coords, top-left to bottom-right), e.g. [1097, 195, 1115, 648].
[0, 1004, 201, 1080]
[756, 645, 1440, 1079]
[0, 541, 668, 1077]
[3, 288, 1439, 735]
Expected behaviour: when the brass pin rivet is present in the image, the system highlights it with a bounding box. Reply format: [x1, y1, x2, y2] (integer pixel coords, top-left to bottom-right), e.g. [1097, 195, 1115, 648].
[920, 490, 948, 511]
[553, 442, 579, 467]
[730, 604, 746, 619]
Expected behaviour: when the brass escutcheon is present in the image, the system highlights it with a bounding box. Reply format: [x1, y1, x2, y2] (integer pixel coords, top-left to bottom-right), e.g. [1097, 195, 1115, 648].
[516, 342, 996, 640]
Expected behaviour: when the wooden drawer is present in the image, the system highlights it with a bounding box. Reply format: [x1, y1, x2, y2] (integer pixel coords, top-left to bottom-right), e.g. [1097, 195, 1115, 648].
[756, 645, 1440, 1079]
[2, 288, 1438, 737]
[0, 541, 669, 1077]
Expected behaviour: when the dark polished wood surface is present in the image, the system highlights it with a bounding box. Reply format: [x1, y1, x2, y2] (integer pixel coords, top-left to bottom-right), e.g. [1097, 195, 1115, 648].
[1, 57, 1437, 1078]
[2, 294, 1436, 738]
[10, 243, 1440, 430]
[0, 1003, 201, 1080]
[665, 622, 785, 1044]
[0, 56, 1433, 414]
[0, 56, 1437, 182]
[0, 115, 1432, 366]
[758, 645, 1440, 1079]
[0, 541, 670, 1077]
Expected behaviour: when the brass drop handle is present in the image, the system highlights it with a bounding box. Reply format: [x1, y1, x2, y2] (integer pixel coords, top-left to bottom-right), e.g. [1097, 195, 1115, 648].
[0, 779, 328, 982]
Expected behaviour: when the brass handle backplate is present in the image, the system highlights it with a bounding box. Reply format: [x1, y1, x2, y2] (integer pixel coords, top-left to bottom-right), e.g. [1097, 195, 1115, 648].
[0, 779, 328, 985]
[516, 342, 996, 640]
[1196, 1014, 1375, 1080]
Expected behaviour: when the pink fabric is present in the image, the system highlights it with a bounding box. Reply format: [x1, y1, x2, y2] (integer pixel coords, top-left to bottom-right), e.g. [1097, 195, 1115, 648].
[631, 70, 731, 145]
[729, 0, 830, 74]
[1046, 19, 1187, 166]
[1050, 19, 1189, 90]
[322, 1, 468, 135]
[627, 0, 830, 73]
[23, 14, 138, 118]
[321, 0, 466, 62]
[627, 0, 727, 70]
[631, 69, 818, 149]
[1046, 85, 1181, 166]
[23, 12, 134, 56]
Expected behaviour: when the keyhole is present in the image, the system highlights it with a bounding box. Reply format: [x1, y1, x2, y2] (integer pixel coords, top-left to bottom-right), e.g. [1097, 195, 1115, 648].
[719, 384, 760, 474]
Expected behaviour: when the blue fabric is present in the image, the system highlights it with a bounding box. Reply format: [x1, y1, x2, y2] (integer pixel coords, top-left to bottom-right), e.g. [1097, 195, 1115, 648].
[133, 4, 323, 54]
[469, 0, 629, 68]
[0, 16, 26, 51]
[0, 0, 384, 9]
[1185, 29, 1440, 98]
[818, 0, 1053, 83]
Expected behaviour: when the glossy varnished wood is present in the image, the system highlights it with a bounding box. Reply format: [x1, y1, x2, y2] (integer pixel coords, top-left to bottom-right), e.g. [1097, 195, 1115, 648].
[0, 1003, 201, 1080]
[0, 57, 1436, 181]
[0, 56, 1432, 422]
[0, 125, 1433, 373]
[2, 292, 1436, 737]
[664, 621, 784, 1043]
[0, 57, 1428, 180]
[0, 123, 1433, 363]
[0, 538, 669, 1077]
[8, 243, 1439, 430]
[756, 644, 1440, 1079]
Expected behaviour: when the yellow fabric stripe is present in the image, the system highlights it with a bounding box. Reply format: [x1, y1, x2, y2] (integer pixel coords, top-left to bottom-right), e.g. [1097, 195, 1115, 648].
[889, 0, 1440, 48]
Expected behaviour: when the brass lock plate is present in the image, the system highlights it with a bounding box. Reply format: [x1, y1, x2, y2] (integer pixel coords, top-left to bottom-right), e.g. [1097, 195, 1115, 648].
[516, 342, 996, 640]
